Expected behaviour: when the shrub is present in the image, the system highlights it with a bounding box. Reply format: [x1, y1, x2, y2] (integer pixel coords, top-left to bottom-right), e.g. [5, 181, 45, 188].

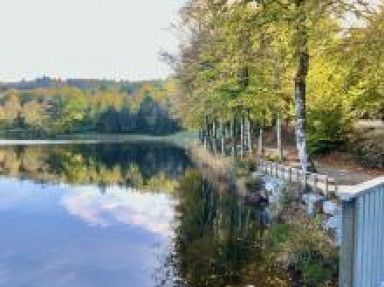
[348, 133, 384, 168]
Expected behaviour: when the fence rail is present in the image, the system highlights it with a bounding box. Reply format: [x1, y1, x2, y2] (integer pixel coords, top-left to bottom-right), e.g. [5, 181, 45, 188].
[257, 159, 337, 194]
[339, 177, 384, 287]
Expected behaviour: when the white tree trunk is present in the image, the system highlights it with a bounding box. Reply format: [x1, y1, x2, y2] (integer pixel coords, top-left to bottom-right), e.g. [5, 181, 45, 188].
[295, 86, 308, 172]
[212, 119, 218, 154]
[232, 117, 236, 157]
[294, 0, 309, 173]
[258, 121, 264, 156]
[247, 115, 252, 155]
[203, 114, 208, 149]
[240, 116, 244, 158]
[220, 118, 225, 155]
[277, 113, 283, 162]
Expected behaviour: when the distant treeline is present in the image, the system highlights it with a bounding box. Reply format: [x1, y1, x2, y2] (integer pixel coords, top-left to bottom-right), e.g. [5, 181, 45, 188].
[0, 78, 181, 137]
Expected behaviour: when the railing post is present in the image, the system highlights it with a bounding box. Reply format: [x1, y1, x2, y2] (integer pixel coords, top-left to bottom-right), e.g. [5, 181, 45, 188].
[275, 163, 278, 177]
[313, 174, 318, 189]
[340, 200, 356, 287]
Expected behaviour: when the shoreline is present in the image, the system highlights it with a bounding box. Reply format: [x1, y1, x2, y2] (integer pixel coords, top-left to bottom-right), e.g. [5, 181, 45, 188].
[0, 132, 198, 146]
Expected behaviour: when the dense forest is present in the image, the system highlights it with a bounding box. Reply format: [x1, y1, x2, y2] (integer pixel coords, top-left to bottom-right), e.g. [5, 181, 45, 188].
[168, 0, 384, 170]
[0, 78, 180, 137]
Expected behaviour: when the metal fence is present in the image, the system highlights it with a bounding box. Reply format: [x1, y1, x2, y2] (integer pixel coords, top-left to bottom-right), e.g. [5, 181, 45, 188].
[257, 159, 337, 194]
[339, 177, 384, 287]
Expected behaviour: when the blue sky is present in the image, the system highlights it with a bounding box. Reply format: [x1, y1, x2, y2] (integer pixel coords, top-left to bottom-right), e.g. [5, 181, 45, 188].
[0, 0, 183, 81]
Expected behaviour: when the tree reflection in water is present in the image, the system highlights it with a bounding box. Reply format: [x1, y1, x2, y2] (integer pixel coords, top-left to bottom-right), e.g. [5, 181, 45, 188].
[157, 169, 290, 287]
[0, 142, 190, 192]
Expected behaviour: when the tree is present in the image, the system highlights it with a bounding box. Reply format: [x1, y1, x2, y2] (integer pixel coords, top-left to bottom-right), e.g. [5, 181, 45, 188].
[21, 100, 47, 133]
[0, 93, 22, 126]
[172, 0, 375, 168]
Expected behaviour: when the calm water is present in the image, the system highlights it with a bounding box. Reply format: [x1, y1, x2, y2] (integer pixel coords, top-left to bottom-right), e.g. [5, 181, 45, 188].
[0, 142, 289, 287]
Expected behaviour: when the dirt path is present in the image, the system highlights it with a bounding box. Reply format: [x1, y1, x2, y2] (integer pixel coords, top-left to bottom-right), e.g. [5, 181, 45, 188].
[264, 146, 384, 185]
[313, 152, 383, 185]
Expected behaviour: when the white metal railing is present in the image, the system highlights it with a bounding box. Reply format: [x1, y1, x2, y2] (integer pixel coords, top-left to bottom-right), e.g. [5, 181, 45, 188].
[339, 177, 384, 287]
[257, 159, 337, 194]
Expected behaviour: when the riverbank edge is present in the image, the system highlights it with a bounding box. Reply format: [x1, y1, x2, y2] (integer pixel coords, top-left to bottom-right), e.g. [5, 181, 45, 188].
[0, 131, 198, 147]
[187, 141, 340, 286]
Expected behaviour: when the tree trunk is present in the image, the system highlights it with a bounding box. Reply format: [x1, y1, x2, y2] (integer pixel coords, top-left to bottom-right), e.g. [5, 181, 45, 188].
[247, 113, 252, 155]
[203, 114, 208, 149]
[294, 0, 309, 172]
[213, 119, 217, 139]
[212, 119, 218, 154]
[226, 122, 230, 140]
[277, 112, 283, 162]
[232, 117, 236, 157]
[207, 116, 212, 151]
[220, 118, 225, 155]
[258, 120, 264, 156]
[240, 116, 244, 158]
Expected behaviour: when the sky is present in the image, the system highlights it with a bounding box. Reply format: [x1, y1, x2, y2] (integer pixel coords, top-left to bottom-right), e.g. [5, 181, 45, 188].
[0, 0, 183, 82]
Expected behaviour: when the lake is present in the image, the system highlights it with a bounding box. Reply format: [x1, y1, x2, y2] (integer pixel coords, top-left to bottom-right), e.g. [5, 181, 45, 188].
[0, 142, 290, 287]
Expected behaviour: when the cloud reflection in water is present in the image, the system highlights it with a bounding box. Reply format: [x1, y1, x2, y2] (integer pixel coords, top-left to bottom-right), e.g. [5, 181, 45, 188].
[61, 185, 175, 237]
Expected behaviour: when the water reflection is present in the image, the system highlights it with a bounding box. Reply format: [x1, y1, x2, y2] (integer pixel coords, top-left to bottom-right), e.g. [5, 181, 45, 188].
[158, 169, 290, 287]
[61, 185, 175, 236]
[0, 142, 190, 287]
[0, 143, 336, 286]
[0, 142, 189, 191]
